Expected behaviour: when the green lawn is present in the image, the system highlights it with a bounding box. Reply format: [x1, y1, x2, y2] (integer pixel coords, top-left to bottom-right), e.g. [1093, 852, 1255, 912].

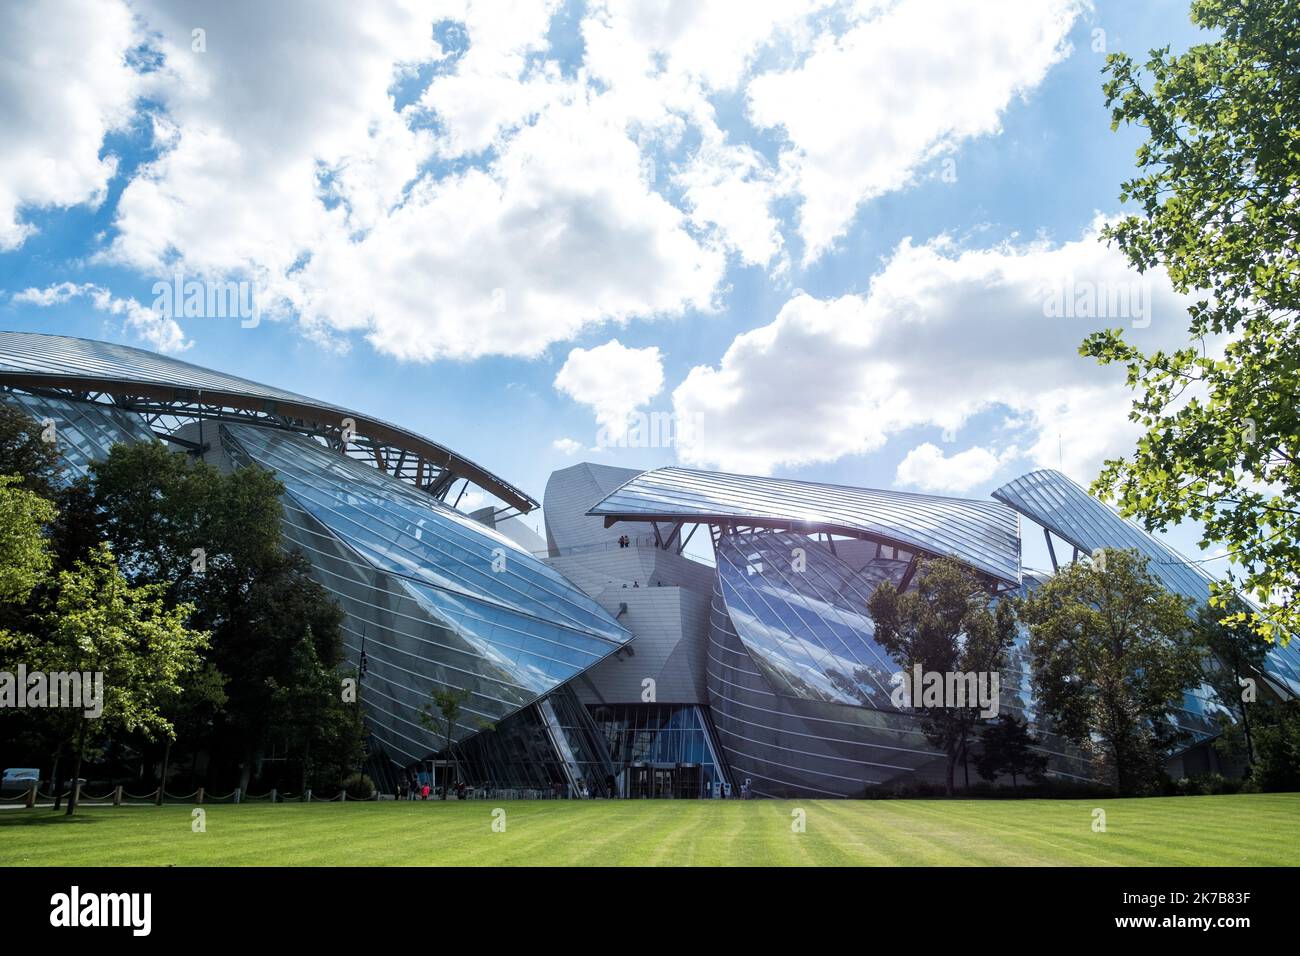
[1, 793, 1296, 866]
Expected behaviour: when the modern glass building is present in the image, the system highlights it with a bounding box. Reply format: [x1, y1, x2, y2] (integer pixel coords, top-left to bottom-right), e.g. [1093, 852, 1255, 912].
[3, 331, 1295, 797]
[0, 332, 630, 777]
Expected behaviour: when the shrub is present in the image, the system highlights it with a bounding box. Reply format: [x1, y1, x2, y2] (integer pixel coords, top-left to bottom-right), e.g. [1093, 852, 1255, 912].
[1254, 701, 1300, 792]
[343, 773, 375, 800]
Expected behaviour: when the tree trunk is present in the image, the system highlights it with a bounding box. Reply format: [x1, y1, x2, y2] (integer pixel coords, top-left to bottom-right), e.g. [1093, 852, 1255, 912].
[945, 748, 956, 797]
[160, 738, 172, 801]
[442, 729, 453, 800]
[1112, 741, 1128, 796]
[65, 722, 88, 816]
[1239, 697, 1255, 768]
[50, 744, 63, 811]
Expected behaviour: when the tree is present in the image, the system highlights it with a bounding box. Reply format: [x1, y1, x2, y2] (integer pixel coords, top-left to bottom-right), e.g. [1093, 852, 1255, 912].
[1019, 548, 1202, 794]
[0, 544, 208, 814]
[0, 476, 55, 607]
[868, 557, 1016, 796]
[421, 686, 472, 800]
[1195, 597, 1271, 768]
[975, 713, 1048, 789]
[1084, 0, 1300, 644]
[268, 628, 362, 795]
[155, 661, 227, 797]
[0, 402, 63, 498]
[84, 441, 357, 791]
[1252, 700, 1300, 792]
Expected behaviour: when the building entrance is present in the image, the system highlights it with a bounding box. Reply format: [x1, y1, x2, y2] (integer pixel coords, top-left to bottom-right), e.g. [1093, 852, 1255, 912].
[626, 763, 702, 798]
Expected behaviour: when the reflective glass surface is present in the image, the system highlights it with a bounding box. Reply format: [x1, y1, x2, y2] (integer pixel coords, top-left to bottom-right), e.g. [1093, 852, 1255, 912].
[715, 530, 906, 708]
[453, 687, 617, 796]
[221, 423, 630, 763]
[589, 703, 727, 797]
[0, 331, 533, 509]
[589, 466, 1022, 584]
[0, 391, 155, 482]
[994, 469, 1300, 697]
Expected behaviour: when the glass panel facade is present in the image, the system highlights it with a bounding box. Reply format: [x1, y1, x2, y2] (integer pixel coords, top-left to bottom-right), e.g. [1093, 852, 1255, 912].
[994, 469, 1300, 703]
[0, 391, 155, 482]
[220, 423, 631, 765]
[0, 330, 535, 510]
[708, 529, 1095, 796]
[589, 465, 1022, 584]
[715, 530, 906, 708]
[452, 686, 616, 797]
[589, 703, 726, 797]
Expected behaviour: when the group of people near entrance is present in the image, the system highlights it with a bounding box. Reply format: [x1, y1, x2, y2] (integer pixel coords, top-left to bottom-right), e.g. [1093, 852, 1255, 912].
[396, 774, 469, 800]
[396, 774, 430, 800]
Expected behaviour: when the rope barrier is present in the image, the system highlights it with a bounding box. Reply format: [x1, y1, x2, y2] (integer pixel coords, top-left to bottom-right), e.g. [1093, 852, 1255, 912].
[14, 786, 395, 806]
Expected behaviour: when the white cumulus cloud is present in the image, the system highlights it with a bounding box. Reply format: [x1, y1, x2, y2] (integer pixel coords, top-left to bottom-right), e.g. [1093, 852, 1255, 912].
[748, 0, 1087, 262]
[12, 282, 189, 354]
[895, 442, 1019, 493]
[0, 0, 140, 249]
[673, 219, 1194, 485]
[554, 339, 665, 443]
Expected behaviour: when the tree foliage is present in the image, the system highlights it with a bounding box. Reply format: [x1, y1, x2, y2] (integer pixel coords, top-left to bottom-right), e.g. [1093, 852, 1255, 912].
[1085, 0, 1300, 643]
[0, 544, 208, 813]
[0, 402, 63, 499]
[0, 475, 55, 607]
[868, 558, 1016, 796]
[81, 440, 356, 790]
[1253, 699, 1300, 791]
[1019, 548, 1202, 794]
[1195, 596, 1271, 766]
[975, 713, 1048, 788]
[0, 416, 361, 798]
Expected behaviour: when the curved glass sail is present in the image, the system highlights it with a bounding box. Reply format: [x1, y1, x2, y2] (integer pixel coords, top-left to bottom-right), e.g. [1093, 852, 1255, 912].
[0, 391, 154, 482]
[0, 330, 536, 510]
[590, 466, 1022, 584]
[221, 423, 631, 762]
[994, 468, 1300, 697]
[714, 530, 905, 709]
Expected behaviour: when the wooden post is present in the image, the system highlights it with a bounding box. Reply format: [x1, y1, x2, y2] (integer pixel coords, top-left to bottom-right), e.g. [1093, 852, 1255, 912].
[196, 787, 204, 804]
[341, 789, 347, 802]
[25, 781, 36, 808]
[155, 786, 163, 806]
[305, 789, 312, 803]
[113, 785, 122, 806]
[72, 782, 82, 807]
[270, 788, 278, 804]
[234, 787, 241, 804]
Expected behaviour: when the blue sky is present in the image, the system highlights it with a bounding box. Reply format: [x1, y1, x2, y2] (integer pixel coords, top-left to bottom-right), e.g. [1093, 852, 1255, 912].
[0, 0, 1216, 570]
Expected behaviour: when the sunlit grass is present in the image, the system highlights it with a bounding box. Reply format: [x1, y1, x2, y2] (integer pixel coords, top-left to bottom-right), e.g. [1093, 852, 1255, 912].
[1, 793, 1295, 866]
